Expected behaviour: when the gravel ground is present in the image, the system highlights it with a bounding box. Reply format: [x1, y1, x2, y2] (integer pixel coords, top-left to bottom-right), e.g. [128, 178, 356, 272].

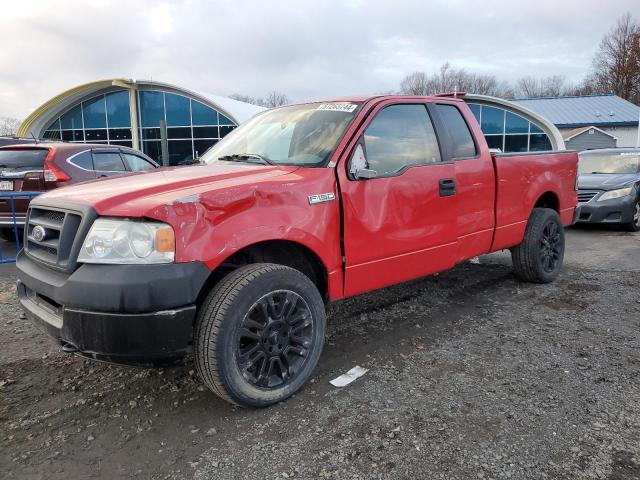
[1, 226, 639, 480]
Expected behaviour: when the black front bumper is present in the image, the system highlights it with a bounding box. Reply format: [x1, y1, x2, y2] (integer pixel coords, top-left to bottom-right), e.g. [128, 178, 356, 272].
[576, 195, 636, 225]
[16, 251, 210, 366]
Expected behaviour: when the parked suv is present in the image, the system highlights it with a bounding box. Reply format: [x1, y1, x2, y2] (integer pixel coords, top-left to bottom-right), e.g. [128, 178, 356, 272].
[0, 143, 158, 232]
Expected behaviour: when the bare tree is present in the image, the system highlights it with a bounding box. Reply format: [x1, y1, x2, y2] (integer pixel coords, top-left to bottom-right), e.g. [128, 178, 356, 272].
[399, 71, 431, 95]
[516, 75, 569, 98]
[0, 116, 21, 136]
[399, 63, 514, 98]
[563, 74, 602, 96]
[591, 12, 640, 104]
[262, 91, 290, 108]
[229, 91, 290, 108]
[229, 93, 260, 105]
[541, 75, 566, 97]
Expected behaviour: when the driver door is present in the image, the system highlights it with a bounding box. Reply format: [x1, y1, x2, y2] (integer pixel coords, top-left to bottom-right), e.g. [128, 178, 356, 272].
[337, 101, 458, 297]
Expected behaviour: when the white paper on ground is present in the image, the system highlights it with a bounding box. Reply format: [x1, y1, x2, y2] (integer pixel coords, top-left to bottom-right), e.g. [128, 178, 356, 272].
[329, 366, 369, 387]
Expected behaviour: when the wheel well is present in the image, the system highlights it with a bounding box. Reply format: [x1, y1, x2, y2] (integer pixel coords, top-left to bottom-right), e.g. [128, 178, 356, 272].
[534, 191, 559, 212]
[197, 240, 329, 305]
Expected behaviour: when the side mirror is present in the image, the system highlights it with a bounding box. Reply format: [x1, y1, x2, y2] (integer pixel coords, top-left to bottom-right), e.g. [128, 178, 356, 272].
[349, 144, 377, 180]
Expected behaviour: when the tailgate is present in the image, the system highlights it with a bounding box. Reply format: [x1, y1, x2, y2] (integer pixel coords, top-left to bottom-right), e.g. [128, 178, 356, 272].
[0, 147, 47, 219]
[0, 147, 48, 192]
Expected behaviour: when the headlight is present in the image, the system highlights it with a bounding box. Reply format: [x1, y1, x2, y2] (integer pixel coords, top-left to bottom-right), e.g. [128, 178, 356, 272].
[597, 187, 634, 202]
[78, 218, 175, 264]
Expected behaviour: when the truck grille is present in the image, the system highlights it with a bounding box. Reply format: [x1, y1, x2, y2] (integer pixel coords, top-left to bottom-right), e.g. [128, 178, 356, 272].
[577, 190, 600, 203]
[25, 206, 83, 270]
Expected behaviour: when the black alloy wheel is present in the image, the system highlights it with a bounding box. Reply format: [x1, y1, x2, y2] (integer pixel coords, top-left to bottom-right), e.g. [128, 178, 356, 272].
[511, 207, 565, 284]
[539, 220, 562, 273]
[194, 263, 326, 408]
[236, 290, 313, 388]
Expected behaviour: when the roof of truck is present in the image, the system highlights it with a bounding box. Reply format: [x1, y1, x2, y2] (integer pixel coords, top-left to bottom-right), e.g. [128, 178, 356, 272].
[284, 95, 467, 107]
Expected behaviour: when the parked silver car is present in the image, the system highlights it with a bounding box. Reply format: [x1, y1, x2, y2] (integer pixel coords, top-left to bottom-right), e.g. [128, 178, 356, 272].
[576, 148, 640, 231]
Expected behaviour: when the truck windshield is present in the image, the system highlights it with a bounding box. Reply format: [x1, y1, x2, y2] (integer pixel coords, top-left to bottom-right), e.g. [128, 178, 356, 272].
[578, 151, 640, 174]
[200, 102, 361, 167]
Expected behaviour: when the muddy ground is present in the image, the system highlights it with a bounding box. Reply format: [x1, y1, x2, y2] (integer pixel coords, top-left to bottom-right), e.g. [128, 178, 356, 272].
[1, 226, 639, 480]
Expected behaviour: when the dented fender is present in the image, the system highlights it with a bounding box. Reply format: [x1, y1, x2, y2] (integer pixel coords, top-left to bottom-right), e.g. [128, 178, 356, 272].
[144, 168, 344, 296]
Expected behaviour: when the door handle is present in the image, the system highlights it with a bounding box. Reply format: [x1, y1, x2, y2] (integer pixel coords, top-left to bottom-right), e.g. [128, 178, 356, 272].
[439, 178, 456, 197]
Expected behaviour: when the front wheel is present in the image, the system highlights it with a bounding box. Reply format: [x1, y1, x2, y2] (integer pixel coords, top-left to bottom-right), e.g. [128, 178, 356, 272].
[511, 207, 565, 283]
[194, 263, 326, 408]
[621, 198, 640, 232]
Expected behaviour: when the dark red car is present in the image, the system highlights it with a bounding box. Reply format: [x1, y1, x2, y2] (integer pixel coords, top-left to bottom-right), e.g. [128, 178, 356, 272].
[0, 143, 158, 234]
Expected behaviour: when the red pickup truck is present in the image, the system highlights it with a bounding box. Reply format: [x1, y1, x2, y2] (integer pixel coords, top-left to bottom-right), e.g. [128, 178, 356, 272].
[17, 96, 578, 407]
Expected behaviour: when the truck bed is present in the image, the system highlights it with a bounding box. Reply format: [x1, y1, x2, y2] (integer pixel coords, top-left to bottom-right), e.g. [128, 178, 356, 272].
[491, 150, 578, 251]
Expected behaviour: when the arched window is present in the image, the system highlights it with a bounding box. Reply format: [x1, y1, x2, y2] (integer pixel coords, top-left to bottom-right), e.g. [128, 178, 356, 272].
[41, 89, 238, 165]
[43, 90, 132, 146]
[138, 91, 236, 165]
[467, 103, 552, 153]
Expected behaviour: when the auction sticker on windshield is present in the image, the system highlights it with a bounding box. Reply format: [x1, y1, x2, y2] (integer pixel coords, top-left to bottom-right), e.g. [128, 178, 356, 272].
[316, 103, 358, 113]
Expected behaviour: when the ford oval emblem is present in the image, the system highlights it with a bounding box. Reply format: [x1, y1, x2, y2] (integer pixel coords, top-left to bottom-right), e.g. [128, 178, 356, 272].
[31, 225, 47, 242]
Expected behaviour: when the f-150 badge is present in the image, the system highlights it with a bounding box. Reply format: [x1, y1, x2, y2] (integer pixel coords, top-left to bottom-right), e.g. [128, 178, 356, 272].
[308, 193, 336, 204]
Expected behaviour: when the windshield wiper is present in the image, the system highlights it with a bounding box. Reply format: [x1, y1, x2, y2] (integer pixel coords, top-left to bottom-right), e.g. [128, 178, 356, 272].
[218, 153, 274, 165]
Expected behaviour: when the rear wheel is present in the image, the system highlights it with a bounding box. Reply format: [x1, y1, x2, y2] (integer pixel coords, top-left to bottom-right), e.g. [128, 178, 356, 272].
[621, 198, 640, 232]
[511, 207, 565, 283]
[194, 263, 326, 407]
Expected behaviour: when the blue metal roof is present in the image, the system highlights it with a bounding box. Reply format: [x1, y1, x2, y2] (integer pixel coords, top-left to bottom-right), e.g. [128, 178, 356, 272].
[513, 95, 640, 128]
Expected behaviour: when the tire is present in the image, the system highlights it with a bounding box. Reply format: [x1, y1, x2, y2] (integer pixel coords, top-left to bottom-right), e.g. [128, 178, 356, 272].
[194, 263, 326, 408]
[511, 207, 565, 284]
[621, 198, 640, 232]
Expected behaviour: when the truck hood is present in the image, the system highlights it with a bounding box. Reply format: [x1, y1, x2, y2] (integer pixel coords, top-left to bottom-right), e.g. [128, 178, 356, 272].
[37, 162, 299, 215]
[578, 173, 639, 191]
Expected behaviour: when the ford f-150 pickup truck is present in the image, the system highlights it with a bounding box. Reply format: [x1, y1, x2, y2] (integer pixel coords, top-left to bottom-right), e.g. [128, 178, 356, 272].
[17, 95, 578, 407]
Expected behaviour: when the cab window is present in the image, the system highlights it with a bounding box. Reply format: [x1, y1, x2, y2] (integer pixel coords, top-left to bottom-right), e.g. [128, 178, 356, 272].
[363, 104, 441, 177]
[435, 104, 477, 159]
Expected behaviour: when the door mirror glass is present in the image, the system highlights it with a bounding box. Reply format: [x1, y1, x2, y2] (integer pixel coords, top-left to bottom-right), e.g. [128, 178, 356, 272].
[349, 144, 377, 180]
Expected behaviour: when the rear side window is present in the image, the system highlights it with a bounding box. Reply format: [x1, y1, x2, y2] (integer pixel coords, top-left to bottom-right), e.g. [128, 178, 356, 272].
[68, 150, 93, 170]
[122, 153, 156, 172]
[363, 104, 441, 177]
[92, 151, 126, 171]
[0, 149, 48, 172]
[435, 104, 477, 159]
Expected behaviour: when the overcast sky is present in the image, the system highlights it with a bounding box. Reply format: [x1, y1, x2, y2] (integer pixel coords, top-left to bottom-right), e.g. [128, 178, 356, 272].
[0, 0, 637, 119]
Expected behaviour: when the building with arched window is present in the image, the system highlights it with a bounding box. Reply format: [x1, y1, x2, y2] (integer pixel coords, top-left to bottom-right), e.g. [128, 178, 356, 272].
[17, 79, 264, 165]
[18, 85, 564, 161]
[462, 94, 564, 152]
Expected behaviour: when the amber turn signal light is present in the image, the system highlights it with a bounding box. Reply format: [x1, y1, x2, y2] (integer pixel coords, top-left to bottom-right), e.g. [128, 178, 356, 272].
[155, 226, 176, 253]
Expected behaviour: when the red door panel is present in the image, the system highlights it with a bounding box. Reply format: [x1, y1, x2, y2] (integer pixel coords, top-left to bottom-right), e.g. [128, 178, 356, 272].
[454, 156, 495, 260]
[340, 163, 458, 296]
[431, 101, 496, 262]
